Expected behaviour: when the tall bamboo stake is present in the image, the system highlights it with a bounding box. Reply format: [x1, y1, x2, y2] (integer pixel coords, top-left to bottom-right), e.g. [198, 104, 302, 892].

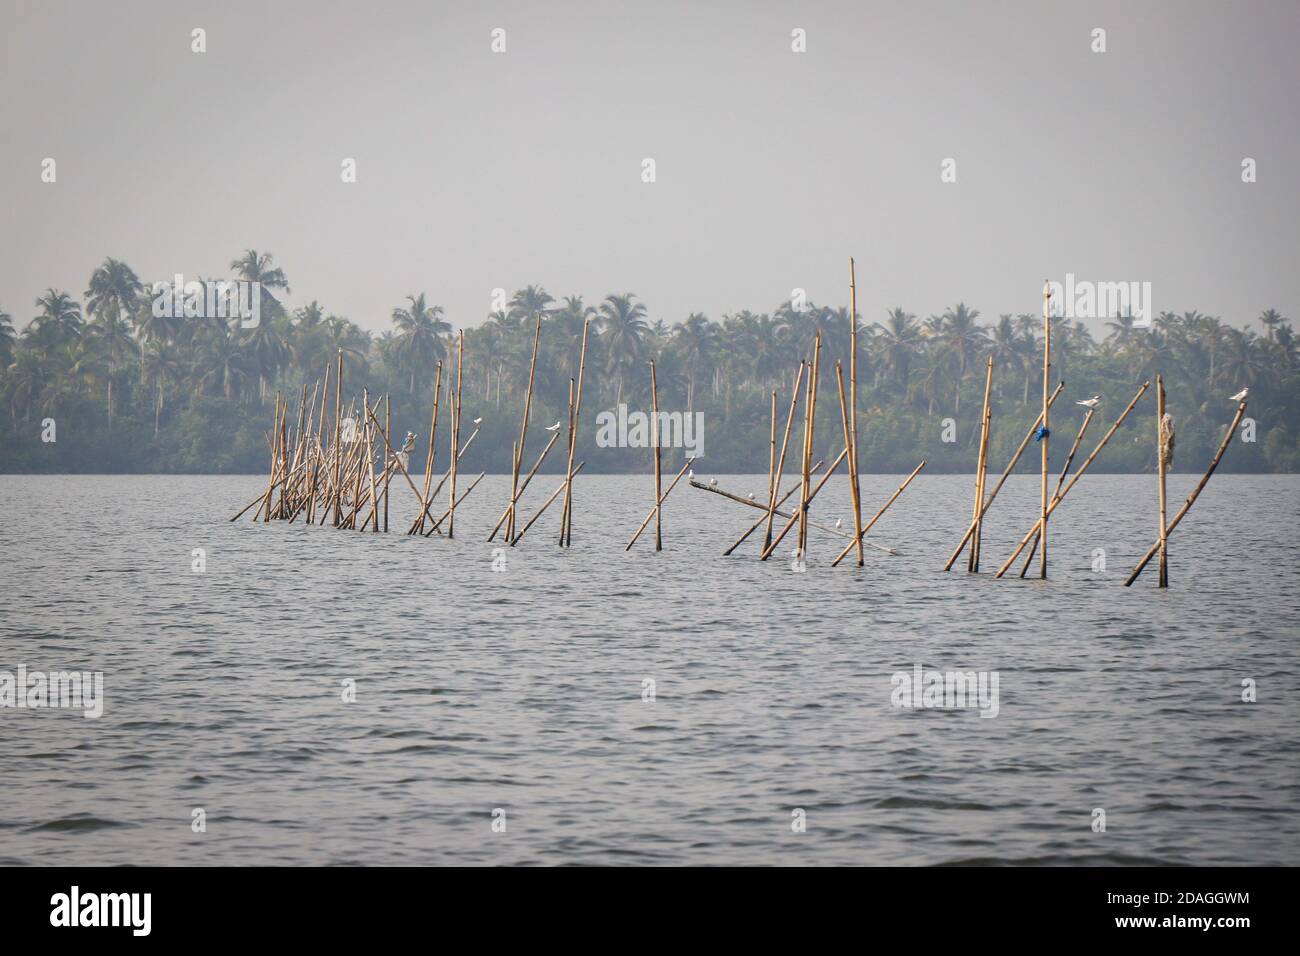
[1125, 399, 1247, 586]
[969, 356, 994, 571]
[942, 381, 1065, 570]
[1156, 375, 1169, 588]
[448, 330, 464, 538]
[363, 388, 380, 531]
[765, 362, 805, 551]
[1039, 279, 1052, 578]
[383, 394, 391, 532]
[650, 359, 663, 551]
[332, 349, 344, 526]
[561, 318, 590, 546]
[766, 388, 777, 536]
[848, 257, 865, 566]
[799, 335, 822, 554]
[995, 380, 1150, 578]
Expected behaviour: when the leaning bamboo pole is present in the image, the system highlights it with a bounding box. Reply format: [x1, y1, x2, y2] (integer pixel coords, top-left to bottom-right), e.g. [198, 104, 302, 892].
[759, 445, 848, 561]
[560, 318, 591, 546]
[1038, 279, 1052, 578]
[942, 381, 1065, 570]
[650, 359, 663, 552]
[995, 380, 1151, 578]
[423, 472, 488, 536]
[1156, 375, 1169, 588]
[412, 362, 443, 535]
[515, 462, 587, 546]
[626, 457, 697, 551]
[1016, 404, 1096, 575]
[831, 460, 927, 566]
[448, 330, 464, 538]
[798, 335, 822, 553]
[725, 458, 823, 556]
[969, 356, 994, 571]
[487, 430, 560, 542]
[1125, 399, 1247, 586]
[692, 474, 894, 550]
[764, 362, 805, 551]
[848, 257, 865, 566]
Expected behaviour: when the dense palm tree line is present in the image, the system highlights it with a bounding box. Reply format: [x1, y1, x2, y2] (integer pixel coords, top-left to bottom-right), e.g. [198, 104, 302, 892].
[2, 252, 1297, 473]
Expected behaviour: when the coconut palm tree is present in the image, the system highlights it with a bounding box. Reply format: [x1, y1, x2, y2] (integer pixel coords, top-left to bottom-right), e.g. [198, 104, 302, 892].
[873, 308, 921, 395]
[85, 257, 145, 374]
[598, 293, 649, 404]
[29, 289, 84, 349]
[390, 294, 450, 392]
[142, 343, 182, 437]
[509, 285, 555, 323]
[0, 309, 15, 369]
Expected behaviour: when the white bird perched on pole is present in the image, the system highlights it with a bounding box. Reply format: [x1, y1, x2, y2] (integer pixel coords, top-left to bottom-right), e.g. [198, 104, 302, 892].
[708, 477, 718, 487]
[545, 421, 561, 432]
[1230, 388, 1248, 401]
[1076, 395, 1100, 409]
[747, 492, 755, 500]
[688, 469, 695, 480]
[473, 417, 483, 425]
[835, 518, 843, 530]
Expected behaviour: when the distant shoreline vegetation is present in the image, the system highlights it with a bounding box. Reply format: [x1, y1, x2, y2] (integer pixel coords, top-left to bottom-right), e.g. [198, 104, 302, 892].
[2, 251, 1297, 474]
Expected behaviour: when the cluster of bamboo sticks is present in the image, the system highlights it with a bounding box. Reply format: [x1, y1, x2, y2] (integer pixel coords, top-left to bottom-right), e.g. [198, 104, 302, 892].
[231, 339, 486, 537]
[686, 259, 925, 564]
[232, 277, 1249, 588]
[942, 281, 1249, 587]
[492, 315, 592, 547]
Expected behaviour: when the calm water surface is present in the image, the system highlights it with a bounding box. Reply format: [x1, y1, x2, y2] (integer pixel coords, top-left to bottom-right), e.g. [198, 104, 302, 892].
[1, 473, 1297, 865]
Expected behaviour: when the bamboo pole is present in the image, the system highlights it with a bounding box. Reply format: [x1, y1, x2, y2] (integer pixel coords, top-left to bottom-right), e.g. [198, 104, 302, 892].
[448, 329, 464, 538]
[831, 460, 927, 565]
[691, 474, 892, 549]
[383, 394, 392, 532]
[724, 458, 824, 556]
[759, 446, 849, 561]
[487, 431, 561, 542]
[833, 362, 865, 568]
[1125, 399, 1247, 586]
[260, 393, 283, 522]
[507, 313, 542, 542]
[1039, 280, 1052, 578]
[766, 388, 777, 530]
[412, 362, 443, 535]
[968, 356, 994, 571]
[942, 381, 1065, 570]
[514, 462, 587, 546]
[306, 362, 330, 524]
[798, 335, 822, 553]
[650, 359, 663, 551]
[995, 380, 1151, 578]
[332, 349, 344, 526]
[561, 318, 590, 546]
[364, 388, 380, 531]
[1156, 375, 1169, 588]
[764, 362, 805, 551]
[848, 257, 865, 566]
[626, 457, 697, 551]
[1016, 405, 1096, 576]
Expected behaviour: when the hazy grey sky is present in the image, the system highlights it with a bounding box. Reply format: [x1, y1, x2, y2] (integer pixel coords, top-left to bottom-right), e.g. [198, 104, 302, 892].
[2, 0, 1296, 335]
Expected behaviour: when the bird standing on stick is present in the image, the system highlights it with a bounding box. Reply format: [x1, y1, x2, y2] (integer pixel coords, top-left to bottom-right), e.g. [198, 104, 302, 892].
[1076, 395, 1100, 409]
[1230, 388, 1248, 401]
